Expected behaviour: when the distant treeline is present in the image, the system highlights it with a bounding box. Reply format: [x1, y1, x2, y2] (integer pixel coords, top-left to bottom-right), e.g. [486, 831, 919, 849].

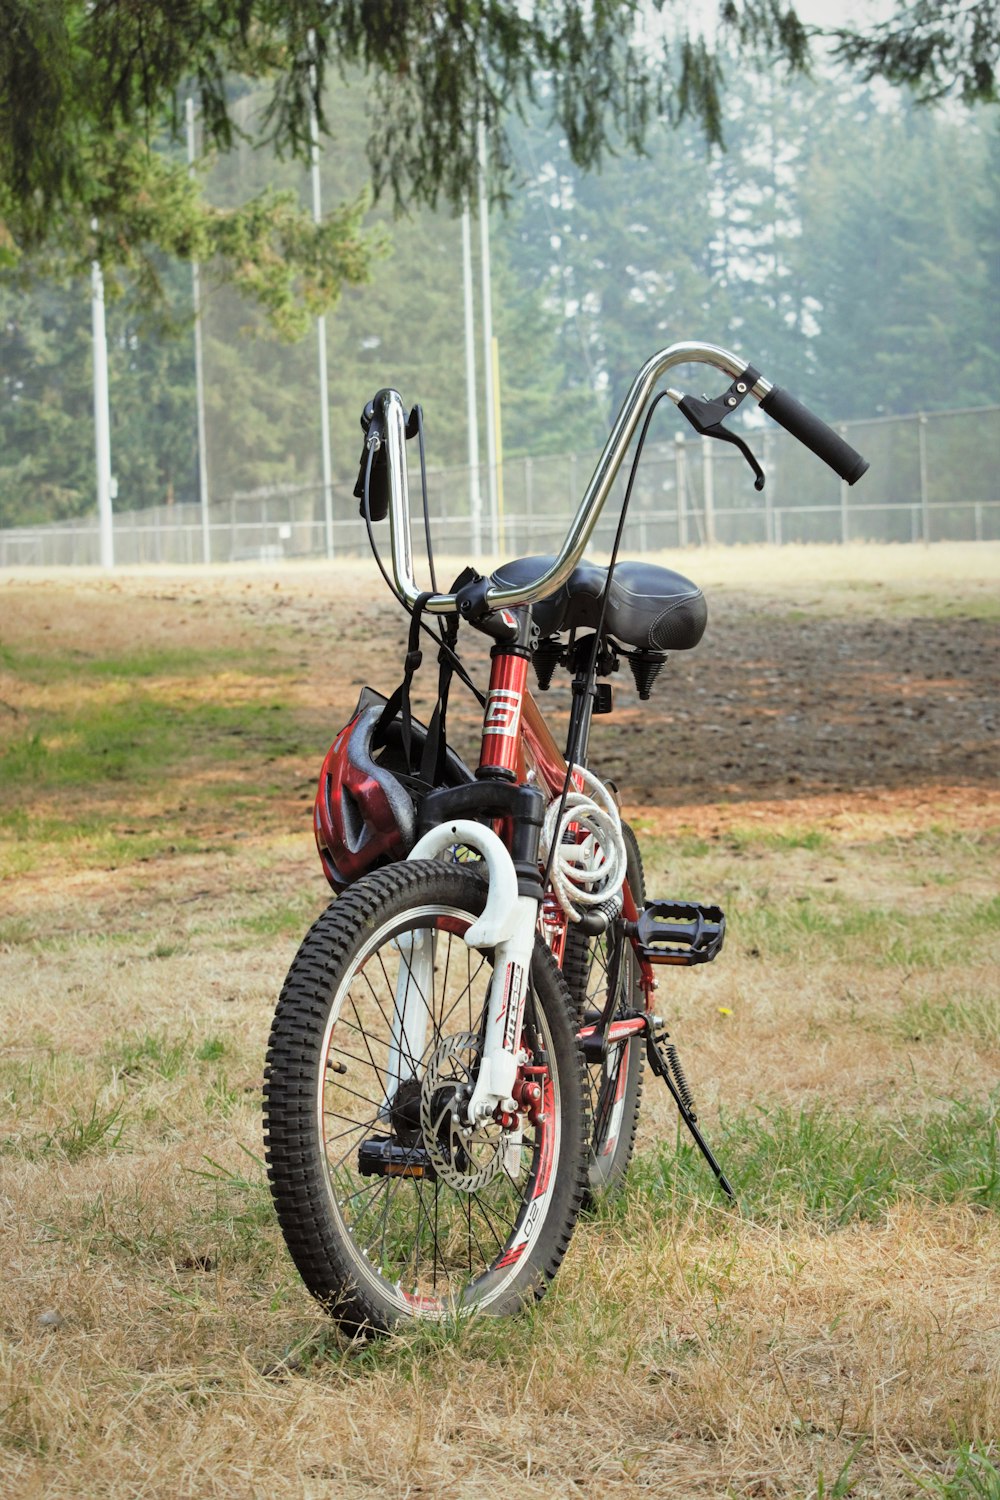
[1, 67, 997, 528]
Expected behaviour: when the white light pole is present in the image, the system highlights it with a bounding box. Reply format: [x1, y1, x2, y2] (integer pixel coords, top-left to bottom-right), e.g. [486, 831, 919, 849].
[90, 228, 114, 570]
[309, 33, 335, 559]
[477, 122, 499, 555]
[461, 205, 483, 555]
[186, 97, 212, 564]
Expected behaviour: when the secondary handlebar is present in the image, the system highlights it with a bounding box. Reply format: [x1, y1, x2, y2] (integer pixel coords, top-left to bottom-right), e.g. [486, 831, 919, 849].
[358, 340, 869, 616]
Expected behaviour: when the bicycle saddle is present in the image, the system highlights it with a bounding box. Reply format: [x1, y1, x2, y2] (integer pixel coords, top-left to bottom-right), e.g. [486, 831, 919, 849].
[489, 556, 707, 652]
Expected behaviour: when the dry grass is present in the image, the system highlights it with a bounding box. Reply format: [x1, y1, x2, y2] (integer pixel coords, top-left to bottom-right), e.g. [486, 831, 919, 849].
[2, 546, 999, 1498]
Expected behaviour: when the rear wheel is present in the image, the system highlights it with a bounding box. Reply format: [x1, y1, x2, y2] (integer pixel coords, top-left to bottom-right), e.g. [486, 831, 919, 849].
[263, 860, 588, 1334]
[563, 821, 645, 1200]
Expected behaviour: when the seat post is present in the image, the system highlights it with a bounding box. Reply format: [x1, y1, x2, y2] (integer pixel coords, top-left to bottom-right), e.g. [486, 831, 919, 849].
[565, 664, 596, 770]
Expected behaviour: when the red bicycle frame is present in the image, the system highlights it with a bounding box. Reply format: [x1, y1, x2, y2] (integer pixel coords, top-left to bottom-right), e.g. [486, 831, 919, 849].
[478, 644, 656, 1053]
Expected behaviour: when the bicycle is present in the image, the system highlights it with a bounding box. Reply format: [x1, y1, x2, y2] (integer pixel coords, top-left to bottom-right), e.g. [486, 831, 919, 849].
[263, 341, 869, 1334]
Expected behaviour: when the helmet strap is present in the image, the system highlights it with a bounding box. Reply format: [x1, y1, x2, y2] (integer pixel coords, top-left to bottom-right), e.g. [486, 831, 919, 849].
[373, 593, 460, 791]
[419, 611, 460, 789]
[373, 590, 430, 769]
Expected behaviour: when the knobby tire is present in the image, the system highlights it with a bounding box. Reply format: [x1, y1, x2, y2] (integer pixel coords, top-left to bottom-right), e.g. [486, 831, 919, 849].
[263, 860, 589, 1334]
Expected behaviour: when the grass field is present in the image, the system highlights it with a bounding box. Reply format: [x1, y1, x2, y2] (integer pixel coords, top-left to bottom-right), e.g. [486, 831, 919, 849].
[1, 544, 998, 1498]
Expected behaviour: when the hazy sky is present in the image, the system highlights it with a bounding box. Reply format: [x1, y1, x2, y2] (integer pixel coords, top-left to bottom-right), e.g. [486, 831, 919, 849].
[685, 0, 893, 26]
[680, 0, 894, 43]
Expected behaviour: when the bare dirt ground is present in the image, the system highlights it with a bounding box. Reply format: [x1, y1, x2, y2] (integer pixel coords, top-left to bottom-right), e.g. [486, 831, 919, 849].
[5, 541, 995, 819]
[1, 544, 998, 1500]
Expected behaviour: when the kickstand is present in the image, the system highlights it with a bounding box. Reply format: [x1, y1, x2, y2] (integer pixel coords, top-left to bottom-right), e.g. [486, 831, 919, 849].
[646, 1035, 736, 1203]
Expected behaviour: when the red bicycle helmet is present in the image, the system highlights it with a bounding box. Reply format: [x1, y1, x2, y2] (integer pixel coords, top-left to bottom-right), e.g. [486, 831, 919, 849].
[314, 701, 417, 891]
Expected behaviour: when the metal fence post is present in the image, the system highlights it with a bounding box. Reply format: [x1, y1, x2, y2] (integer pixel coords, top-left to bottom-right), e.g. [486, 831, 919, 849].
[675, 435, 688, 548]
[839, 425, 849, 544]
[840, 478, 849, 544]
[8, 405, 1000, 566]
[919, 413, 930, 545]
[701, 437, 716, 546]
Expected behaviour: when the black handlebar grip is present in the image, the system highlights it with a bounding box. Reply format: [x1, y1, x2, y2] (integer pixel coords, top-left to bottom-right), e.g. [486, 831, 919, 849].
[761, 386, 869, 485]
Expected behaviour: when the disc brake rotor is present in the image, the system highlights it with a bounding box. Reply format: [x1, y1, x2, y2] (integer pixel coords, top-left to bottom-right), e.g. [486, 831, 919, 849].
[420, 1030, 504, 1192]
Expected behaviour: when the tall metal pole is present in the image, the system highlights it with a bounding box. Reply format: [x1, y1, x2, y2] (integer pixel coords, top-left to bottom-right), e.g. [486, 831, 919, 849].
[701, 436, 716, 546]
[461, 205, 483, 555]
[491, 335, 505, 554]
[309, 34, 335, 559]
[918, 412, 930, 546]
[477, 122, 499, 554]
[675, 433, 688, 549]
[186, 97, 211, 565]
[90, 236, 114, 570]
[839, 423, 850, 544]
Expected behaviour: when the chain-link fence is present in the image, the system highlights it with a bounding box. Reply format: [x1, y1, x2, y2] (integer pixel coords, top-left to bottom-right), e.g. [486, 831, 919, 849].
[2, 405, 998, 568]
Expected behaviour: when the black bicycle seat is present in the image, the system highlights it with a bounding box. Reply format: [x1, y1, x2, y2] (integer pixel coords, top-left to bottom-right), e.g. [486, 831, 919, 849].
[489, 556, 707, 652]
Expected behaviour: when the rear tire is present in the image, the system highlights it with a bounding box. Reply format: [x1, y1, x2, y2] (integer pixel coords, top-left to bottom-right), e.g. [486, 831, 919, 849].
[263, 860, 588, 1334]
[563, 821, 645, 1201]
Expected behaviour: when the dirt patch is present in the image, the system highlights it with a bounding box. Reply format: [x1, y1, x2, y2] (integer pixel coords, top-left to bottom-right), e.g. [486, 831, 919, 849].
[4, 558, 997, 822]
[629, 783, 1000, 840]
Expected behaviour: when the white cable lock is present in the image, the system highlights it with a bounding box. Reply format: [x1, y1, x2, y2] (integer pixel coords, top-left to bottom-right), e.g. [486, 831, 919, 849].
[540, 767, 627, 922]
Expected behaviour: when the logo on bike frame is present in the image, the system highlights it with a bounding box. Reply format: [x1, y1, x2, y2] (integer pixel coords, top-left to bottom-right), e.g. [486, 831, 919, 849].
[500, 961, 525, 1052]
[483, 688, 522, 739]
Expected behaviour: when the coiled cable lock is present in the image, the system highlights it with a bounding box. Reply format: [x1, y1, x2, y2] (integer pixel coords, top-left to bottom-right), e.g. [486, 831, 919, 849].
[539, 768, 627, 923]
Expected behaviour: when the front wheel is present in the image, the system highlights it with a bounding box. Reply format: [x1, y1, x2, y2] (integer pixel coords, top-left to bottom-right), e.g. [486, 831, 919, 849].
[263, 860, 588, 1334]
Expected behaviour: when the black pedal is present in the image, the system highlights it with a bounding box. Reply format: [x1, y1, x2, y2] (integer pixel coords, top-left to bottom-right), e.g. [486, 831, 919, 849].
[628, 900, 725, 965]
[593, 683, 613, 714]
[358, 1136, 437, 1181]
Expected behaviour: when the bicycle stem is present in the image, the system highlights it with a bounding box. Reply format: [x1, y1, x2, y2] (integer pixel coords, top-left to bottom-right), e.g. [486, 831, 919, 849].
[378, 340, 772, 614]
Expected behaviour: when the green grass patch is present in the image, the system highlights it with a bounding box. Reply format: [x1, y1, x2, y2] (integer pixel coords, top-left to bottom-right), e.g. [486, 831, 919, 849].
[0, 641, 275, 685]
[735, 890, 1000, 966]
[897, 991, 1000, 1045]
[914, 1441, 1000, 1498]
[866, 825, 998, 860]
[238, 894, 323, 937]
[0, 691, 309, 792]
[106, 1030, 230, 1083]
[0, 814, 224, 879]
[50, 1099, 126, 1160]
[0, 1056, 64, 1114]
[0, 916, 34, 946]
[624, 1093, 1000, 1225]
[3, 1097, 127, 1162]
[188, 1154, 282, 1275]
[726, 825, 832, 853]
[636, 824, 832, 869]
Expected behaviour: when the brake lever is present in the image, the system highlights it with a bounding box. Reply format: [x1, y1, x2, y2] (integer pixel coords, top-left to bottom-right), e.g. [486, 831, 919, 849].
[673, 367, 766, 492]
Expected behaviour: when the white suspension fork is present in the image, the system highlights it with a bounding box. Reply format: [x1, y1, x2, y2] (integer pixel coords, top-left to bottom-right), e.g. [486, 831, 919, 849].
[382, 926, 433, 1115]
[407, 819, 539, 1126]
